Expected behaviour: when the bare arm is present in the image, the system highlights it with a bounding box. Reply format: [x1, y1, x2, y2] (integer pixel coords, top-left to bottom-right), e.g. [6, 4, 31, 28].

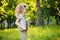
[15, 18, 26, 30]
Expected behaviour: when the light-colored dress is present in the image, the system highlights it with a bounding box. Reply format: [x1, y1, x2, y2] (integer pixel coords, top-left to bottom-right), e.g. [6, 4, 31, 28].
[16, 13, 27, 40]
[17, 13, 27, 31]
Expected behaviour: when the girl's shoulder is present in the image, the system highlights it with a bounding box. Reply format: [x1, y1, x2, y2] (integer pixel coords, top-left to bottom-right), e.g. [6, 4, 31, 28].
[19, 14, 22, 17]
[19, 13, 26, 17]
[16, 14, 22, 19]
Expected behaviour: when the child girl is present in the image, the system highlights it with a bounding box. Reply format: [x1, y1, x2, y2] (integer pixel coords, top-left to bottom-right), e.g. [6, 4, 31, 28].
[15, 3, 28, 40]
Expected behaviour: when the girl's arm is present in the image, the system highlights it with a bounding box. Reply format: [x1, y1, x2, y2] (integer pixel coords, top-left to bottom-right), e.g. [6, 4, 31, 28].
[15, 18, 26, 30]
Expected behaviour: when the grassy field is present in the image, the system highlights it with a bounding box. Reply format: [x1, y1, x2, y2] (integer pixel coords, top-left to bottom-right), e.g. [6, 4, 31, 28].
[0, 25, 60, 40]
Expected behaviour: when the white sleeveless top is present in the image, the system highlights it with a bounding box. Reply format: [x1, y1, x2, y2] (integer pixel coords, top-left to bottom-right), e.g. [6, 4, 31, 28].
[17, 13, 26, 31]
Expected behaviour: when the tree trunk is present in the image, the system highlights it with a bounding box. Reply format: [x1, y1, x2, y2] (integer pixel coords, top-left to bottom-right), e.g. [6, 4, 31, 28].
[58, 17, 60, 25]
[55, 16, 60, 25]
[36, 0, 44, 26]
[10, 18, 11, 27]
[14, 21, 15, 27]
[7, 18, 10, 28]
[47, 16, 50, 25]
[56, 17, 59, 25]
[0, 18, 3, 29]
[1, 20, 3, 29]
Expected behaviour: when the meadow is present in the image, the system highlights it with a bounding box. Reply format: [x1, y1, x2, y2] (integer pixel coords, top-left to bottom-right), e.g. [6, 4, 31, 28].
[0, 25, 60, 40]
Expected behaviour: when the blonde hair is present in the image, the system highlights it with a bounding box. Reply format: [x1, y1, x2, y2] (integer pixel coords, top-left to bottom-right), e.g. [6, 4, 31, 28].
[15, 3, 26, 18]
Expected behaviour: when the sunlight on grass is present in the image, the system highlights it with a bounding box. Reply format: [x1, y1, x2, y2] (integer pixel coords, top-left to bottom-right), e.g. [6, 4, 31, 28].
[0, 25, 60, 40]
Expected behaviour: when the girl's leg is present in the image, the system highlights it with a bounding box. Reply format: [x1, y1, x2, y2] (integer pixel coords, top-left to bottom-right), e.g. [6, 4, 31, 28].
[20, 31, 27, 40]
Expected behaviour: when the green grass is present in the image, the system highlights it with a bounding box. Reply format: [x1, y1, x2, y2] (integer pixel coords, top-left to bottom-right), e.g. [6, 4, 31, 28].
[0, 25, 60, 40]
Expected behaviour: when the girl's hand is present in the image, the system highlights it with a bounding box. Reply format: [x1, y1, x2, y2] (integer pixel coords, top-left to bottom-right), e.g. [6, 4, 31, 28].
[22, 27, 27, 30]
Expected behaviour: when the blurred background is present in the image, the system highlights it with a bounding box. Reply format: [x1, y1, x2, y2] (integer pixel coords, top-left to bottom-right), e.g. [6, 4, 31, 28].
[0, 0, 60, 40]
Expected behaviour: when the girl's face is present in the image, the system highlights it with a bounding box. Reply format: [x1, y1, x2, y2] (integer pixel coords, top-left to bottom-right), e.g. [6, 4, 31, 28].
[20, 4, 26, 13]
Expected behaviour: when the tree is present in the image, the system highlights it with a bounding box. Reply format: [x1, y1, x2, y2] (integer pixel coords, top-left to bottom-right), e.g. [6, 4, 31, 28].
[0, 0, 9, 28]
[36, 0, 44, 26]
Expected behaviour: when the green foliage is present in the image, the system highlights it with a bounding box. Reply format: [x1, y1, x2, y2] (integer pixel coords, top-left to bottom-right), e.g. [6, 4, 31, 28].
[0, 0, 9, 20]
[0, 25, 60, 40]
[0, 0, 60, 25]
[0, 0, 37, 24]
[41, 0, 60, 17]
